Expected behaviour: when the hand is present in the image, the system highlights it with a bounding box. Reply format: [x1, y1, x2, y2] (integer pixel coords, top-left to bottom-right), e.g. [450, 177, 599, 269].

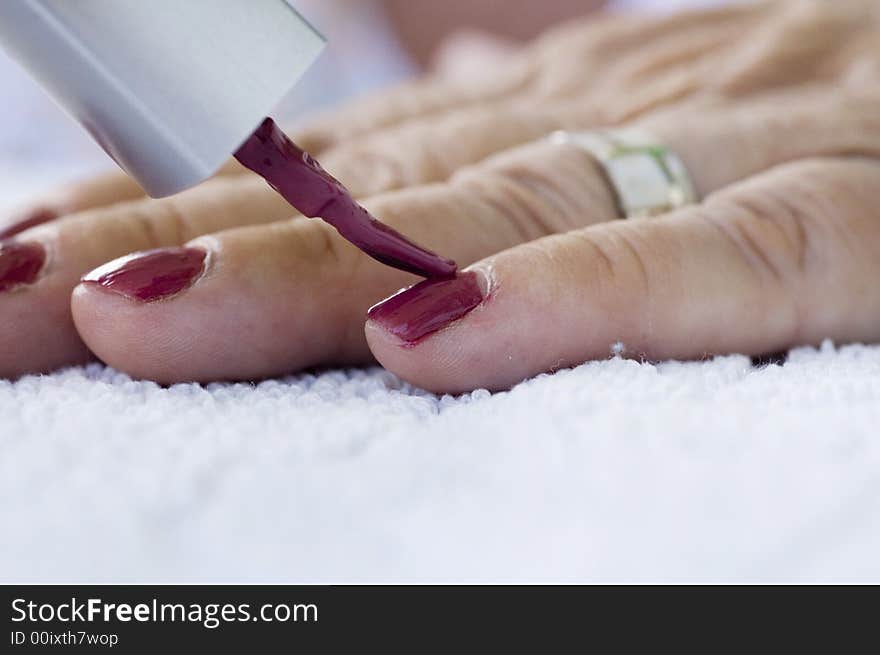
[1, 0, 878, 393]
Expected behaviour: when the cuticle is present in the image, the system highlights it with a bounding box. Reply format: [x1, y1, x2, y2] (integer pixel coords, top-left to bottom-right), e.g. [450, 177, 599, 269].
[467, 264, 496, 301]
[192, 244, 214, 286]
[38, 239, 55, 278]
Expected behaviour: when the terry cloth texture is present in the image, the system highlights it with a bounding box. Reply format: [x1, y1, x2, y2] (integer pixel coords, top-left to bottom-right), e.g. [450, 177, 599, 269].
[3, 341, 880, 583]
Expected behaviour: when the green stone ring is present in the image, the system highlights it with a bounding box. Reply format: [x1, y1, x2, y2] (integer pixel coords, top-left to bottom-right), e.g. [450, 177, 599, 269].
[548, 128, 698, 218]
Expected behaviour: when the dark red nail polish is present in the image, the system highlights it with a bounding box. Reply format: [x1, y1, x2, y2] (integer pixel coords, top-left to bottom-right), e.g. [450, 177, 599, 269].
[0, 240, 47, 293]
[235, 117, 457, 278]
[81, 247, 206, 302]
[0, 207, 58, 240]
[367, 271, 485, 344]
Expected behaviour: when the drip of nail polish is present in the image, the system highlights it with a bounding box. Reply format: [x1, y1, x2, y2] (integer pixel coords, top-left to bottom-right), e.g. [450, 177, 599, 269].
[235, 117, 456, 279]
[0, 207, 57, 240]
[81, 247, 206, 302]
[367, 271, 484, 343]
[0, 241, 46, 292]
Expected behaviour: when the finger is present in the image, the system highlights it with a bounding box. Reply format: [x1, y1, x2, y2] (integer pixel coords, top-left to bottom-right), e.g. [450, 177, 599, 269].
[313, 22, 759, 197]
[636, 84, 880, 198]
[321, 101, 575, 197]
[532, 9, 765, 124]
[325, 69, 880, 206]
[295, 2, 766, 157]
[365, 157, 880, 392]
[67, 78, 880, 383]
[296, 2, 787, 199]
[715, 0, 875, 95]
[0, 170, 144, 239]
[293, 51, 536, 155]
[0, 175, 295, 377]
[70, 139, 620, 382]
[0, 159, 248, 239]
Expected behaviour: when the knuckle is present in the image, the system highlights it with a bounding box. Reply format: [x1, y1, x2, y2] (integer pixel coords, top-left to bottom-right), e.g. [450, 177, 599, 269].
[703, 181, 815, 288]
[705, 157, 876, 275]
[549, 225, 654, 309]
[454, 168, 546, 243]
[155, 198, 194, 245]
[298, 219, 349, 272]
[102, 198, 184, 251]
[704, 157, 880, 344]
[117, 185, 223, 250]
[321, 144, 409, 197]
[451, 141, 616, 241]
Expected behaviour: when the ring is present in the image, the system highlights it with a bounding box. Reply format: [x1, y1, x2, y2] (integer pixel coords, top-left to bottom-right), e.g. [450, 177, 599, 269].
[548, 128, 697, 219]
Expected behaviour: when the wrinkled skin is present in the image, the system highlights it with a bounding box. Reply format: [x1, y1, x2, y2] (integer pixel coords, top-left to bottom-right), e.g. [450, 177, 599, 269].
[1, 0, 879, 392]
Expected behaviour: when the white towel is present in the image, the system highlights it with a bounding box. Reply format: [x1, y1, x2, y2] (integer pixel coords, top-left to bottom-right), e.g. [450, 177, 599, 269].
[3, 341, 879, 582]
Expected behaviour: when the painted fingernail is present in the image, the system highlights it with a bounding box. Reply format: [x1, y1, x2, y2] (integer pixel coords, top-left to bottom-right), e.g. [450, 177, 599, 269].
[81, 247, 207, 302]
[0, 207, 58, 240]
[0, 240, 47, 293]
[367, 270, 487, 344]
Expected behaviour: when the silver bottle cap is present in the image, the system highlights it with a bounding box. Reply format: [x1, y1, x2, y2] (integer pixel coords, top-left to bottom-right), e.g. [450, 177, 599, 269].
[0, 0, 324, 197]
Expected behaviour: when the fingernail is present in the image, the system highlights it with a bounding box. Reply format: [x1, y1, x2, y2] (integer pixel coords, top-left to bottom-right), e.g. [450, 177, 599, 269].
[0, 240, 47, 293]
[0, 207, 58, 240]
[367, 270, 487, 344]
[81, 247, 207, 302]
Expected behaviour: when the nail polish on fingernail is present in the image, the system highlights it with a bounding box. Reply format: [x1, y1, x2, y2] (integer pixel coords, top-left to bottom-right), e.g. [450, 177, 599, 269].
[0, 207, 58, 240]
[81, 247, 207, 302]
[367, 270, 487, 344]
[0, 240, 47, 293]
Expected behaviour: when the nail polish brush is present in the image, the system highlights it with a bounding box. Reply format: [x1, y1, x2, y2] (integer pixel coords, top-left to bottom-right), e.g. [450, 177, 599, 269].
[0, 0, 456, 278]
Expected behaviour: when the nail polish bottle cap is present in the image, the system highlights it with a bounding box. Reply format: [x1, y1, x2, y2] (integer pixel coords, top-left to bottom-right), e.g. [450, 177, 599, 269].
[0, 0, 324, 197]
